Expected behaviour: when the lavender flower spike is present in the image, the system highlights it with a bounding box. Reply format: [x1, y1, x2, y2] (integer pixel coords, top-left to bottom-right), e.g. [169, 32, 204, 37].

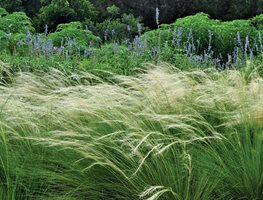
[137, 23, 142, 34]
[244, 35, 249, 53]
[156, 7, 160, 26]
[44, 24, 48, 36]
[127, 25, 131, 32]
[114, 41, 119, 53]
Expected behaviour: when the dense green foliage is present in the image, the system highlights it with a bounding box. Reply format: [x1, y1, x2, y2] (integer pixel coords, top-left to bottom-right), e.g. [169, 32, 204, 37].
[48, 21, 99, 49]
[0, 7, 8, 17]
[0, 11, 35, 33]
[35, 0, 97, 32]
[1, 9, 262, 74]
[0, 0, 262, 29]
[144, 13, 262, 60]
[0, 0, 143, 35]
[251, 14, 263, 30]
[195, 0, 260, 20]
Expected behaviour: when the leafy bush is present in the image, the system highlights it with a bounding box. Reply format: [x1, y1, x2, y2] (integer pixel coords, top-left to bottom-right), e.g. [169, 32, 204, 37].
[143, 13, 218, 57]
[143, 13, 260, 60]
[0, 30, 5, 37]
[0, 10, 35, 55]
[0, 7, 8, 17]
[48, 21, 100, 49]
[89, 12, 146, 41]
[0, 30, 7, 51]
[34, 0, 97, 32]
[106, 4, 120, 17]
[80, 43, 146, 75]
[0, 11, 35, 33]
[251, 14, 263, 30]
[6, 33, 27, 55]
[56, 21, 83, 31]
[214, 19, 258, 57]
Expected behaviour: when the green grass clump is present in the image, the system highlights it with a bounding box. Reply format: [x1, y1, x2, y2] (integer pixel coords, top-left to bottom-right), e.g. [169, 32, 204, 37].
[0, 61, 262, 199]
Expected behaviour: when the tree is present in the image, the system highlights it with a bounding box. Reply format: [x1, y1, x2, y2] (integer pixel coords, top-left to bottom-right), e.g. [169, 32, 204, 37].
[34, 0, 76, 32]
[107, 5, 120, 18]
[227, 0, 259, 19]
[34, 0, 97, 32]
[0, 0, 23, 13]
[0, 11, 35, 33]
[196, 0, 260, 20]
[69, 0, 97, 21]
[21, 0, 42, 18]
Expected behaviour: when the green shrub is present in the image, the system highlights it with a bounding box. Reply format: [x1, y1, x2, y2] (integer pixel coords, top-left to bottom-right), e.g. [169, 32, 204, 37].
[0, 30, 6, 38]
[143, 13, 216, 50]
[106, 5, 120, 17]
[143, 13, 260, 59]
[34, 0, 97, 32]
[91, 13, 145, 41]
[0, 11, 35, 33]
[0, 30, 7, 52]
[80, 43, 145, 75]
[0, 33, 28, 55]
[214, 19, 258, 57]
[56, 21, 83, 31]
[48, 21, 100, 49]
[0, 7, 8, 17]
[251, 14, 263, 30]
[0, 10, 35, 55]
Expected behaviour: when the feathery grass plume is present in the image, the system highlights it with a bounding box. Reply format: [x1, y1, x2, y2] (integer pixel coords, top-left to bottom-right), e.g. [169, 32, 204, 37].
[0, 62, 262, 199]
